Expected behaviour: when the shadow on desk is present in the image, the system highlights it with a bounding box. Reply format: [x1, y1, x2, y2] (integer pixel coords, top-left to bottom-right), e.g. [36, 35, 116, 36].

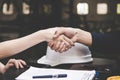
[0, 58, 119, 80]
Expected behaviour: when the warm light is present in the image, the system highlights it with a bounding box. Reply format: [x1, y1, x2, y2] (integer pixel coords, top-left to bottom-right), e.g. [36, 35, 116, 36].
[77, 3, 89, 15]
[97, 3, 108, 15]
[117, 3, 120, 14]
[22, 2, 30, 15]
[43, 4, 52, 15]
[2, 3, 14, 15]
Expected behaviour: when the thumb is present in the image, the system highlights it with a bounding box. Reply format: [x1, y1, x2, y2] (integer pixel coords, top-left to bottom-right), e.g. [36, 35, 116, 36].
[5, 63, 14, 70]
[53, 30, 63, 39]
[71, 36, 78, 43]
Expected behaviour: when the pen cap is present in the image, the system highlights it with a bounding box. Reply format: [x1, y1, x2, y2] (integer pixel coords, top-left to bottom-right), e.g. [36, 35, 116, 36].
[57, 74, 67, 78]
[38, 43, 93, 66]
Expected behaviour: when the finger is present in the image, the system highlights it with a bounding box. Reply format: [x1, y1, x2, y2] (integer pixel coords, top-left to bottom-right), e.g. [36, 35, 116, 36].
[10, 59, 19, 69]
[5, 63, 14, 70]
[58, 43, 68, 53]
[71, 35, 78, 43]
[64, 47, 70, 52]
[61, 47, 69, 53]
[55, 37, 71, 52]
[54, 41, 62, 51]
[7, 59, 16, 68]
[18, 61, 24, 68]
[18, 60, 27, 65]
[53, 28, 64, 38]
[61, 43, 70, 52]
[14, 61, 19, 69]
[56, 42, 66, 52]
[48, 41, 54, 48]
[56, 42, 63, 52]
[51, 41, 61, 51]
[59, 36, 73, 50]
[53, 31, 61, 38]
[63, 36, 74, 47]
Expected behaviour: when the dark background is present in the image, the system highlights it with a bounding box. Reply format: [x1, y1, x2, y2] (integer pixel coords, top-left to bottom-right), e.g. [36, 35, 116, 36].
[0, 0, 120, 64]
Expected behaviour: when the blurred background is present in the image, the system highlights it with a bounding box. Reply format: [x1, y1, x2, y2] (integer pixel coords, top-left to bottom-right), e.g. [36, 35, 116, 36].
[0, 0, 120, 64]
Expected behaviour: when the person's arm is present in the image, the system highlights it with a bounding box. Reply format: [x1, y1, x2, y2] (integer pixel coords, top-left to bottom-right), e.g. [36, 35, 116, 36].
[51, 27, 92, 52]
[75, 29, 120, 53]
[72, 28, 92, 46]
[90, 31, 120, 53]
[53, 27, 120, 53]
[53, 27, 92, 46]
[0, 59, 26, 74]
[0, 28, 57, 59]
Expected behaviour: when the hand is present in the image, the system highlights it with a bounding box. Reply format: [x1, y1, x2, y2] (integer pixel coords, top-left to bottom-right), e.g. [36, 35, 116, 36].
[48, 35, 74, 53]
[53, 27, 78, 39]
[3, 59, 26, 73]
[43, 27, 58, 42]
[53, 27, 81, 43]
[54, 27, 92, 46]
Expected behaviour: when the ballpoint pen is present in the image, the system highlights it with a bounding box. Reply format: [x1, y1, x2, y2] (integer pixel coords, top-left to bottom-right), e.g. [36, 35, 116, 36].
[32, 74, 67, 79]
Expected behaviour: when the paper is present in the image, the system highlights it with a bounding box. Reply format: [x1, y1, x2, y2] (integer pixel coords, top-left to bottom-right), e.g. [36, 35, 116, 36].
[16, 66, 95, 80]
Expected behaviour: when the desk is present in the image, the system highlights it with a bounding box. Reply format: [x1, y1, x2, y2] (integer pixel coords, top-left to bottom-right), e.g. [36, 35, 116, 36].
[0, 58, 119, 80]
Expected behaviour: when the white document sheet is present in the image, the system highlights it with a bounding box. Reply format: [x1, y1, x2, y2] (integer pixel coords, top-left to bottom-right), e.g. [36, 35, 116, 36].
[16, 66, 95, 80]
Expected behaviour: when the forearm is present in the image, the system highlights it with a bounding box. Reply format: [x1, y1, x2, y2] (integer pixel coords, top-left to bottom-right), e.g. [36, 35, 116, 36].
[0, 30, 44, 59]
[75, 29, 92, 46]
[0, 29, 55, 59]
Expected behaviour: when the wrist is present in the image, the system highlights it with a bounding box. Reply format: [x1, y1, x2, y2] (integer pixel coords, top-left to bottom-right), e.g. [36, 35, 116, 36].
[39, 30, 47, 42]
[76, 29, 92, 46]
[42, 28, 57, 42]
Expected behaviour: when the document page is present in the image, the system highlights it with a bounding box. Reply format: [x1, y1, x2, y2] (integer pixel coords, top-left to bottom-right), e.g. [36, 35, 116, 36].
[16, 66, 95, 80]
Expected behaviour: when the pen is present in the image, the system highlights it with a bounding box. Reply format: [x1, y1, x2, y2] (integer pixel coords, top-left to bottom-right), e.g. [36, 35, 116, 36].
[33, 74, 67, 78]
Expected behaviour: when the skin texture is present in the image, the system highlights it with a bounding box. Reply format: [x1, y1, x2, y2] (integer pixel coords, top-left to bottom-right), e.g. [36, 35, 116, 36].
[49, 35, 74, 53]
[0, 28, 57, 59]
[0, 27, 75, 74]
[49, 27, 92, 52]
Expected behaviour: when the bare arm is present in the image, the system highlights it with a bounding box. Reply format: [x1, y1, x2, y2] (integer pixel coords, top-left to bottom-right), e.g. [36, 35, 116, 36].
[73, 28, 92, 46]
[0, 28, 57, 59]
[54, 27, 92, 46]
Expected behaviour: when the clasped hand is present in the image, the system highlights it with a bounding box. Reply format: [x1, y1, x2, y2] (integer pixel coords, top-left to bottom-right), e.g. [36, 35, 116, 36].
[48, 27, 80, 53]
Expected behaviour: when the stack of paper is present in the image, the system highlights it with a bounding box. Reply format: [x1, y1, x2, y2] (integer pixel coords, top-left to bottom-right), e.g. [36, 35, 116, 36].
[16, 66, 95, 80]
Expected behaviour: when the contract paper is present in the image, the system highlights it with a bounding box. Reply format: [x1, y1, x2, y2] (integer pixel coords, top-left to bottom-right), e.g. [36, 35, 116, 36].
[16, 66, 95, 80]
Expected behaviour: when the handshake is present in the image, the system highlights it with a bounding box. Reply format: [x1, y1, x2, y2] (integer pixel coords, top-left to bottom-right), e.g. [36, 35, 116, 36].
[46, 27, 92, 53]
[0, 27, 92, 60]
[0, 27, 92, 74]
